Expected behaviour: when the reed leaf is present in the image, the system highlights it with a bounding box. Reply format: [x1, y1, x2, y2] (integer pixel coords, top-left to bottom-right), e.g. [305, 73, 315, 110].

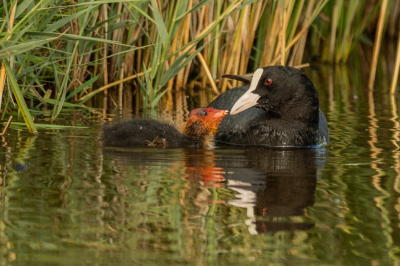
[3, 58, 37, 134]
[4, 121, 89, 129]
[0, 37, 57, 59]
[66, 75, 100, 101]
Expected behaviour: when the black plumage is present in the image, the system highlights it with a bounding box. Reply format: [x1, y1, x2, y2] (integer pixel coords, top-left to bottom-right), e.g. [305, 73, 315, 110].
[102, 108, 228, 148]
[103, 119, 192, 148]
[208, 66, 329, 147]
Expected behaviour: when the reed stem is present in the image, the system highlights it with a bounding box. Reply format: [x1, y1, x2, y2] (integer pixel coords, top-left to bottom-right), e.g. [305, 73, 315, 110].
[369, 0, 388, 90]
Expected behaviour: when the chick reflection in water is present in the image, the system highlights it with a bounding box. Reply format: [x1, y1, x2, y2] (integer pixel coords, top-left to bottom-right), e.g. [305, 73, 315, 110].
[189, 147, 325, 235]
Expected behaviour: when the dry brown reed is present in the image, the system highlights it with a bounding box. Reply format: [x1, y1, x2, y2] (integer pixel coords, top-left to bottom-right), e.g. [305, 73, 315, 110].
[369, 0, 388, 90]
[2, 0, 400, 123]
[101, 0, 330, 106]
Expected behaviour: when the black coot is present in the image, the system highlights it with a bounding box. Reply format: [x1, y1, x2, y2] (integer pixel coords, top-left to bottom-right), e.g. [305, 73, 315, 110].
[208, 66, 329, 147]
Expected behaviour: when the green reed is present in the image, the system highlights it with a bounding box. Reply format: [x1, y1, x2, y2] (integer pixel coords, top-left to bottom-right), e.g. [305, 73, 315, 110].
[0, 0, 398, 132]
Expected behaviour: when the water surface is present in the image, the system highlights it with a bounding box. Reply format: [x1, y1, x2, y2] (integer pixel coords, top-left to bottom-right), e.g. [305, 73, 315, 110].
[1, 65, 400, 265]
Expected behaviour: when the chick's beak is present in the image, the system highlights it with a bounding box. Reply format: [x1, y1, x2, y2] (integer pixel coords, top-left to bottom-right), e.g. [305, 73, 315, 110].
[216, 110, 229, 117]
[230, 68, 263, 115]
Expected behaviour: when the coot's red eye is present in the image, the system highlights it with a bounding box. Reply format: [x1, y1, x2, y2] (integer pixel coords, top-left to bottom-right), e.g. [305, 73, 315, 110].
[265, 79, 272, 85]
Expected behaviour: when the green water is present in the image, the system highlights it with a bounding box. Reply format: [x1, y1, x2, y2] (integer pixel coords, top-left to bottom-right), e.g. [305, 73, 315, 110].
[1, 65, 400, 265]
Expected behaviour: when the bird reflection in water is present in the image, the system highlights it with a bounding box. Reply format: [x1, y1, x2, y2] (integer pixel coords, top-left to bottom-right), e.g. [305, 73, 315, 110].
[187, 147, 326, 235]
[185, 151, 224, 187]
[103, 144, 326, 235]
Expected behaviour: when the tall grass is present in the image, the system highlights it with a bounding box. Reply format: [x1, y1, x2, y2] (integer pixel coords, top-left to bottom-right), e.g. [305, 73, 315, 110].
[0, 0, 399, 132]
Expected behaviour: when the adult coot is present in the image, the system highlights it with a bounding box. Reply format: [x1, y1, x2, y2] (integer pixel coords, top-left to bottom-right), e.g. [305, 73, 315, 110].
[208, 66, 329, 147]
[103, 107, 228, 148]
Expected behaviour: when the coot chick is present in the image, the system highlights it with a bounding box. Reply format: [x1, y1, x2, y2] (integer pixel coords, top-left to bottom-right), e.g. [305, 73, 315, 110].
[103, 108, 228, 148]
[208, 66, 329, 147]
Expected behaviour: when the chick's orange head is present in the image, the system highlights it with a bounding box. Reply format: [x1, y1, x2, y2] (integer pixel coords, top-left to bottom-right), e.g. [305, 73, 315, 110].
[185, 108, 228, 138]
[189, 107, 228, 119]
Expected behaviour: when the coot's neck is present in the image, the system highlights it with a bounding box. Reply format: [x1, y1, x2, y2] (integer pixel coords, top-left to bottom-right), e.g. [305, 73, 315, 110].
[278, 105, 319, 130]
[251, 102, 320, 147]
[262, 91, 320, 131]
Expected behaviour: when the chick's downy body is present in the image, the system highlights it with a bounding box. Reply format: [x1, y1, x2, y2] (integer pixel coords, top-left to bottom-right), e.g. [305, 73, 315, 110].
[103, 108, 228, 148]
